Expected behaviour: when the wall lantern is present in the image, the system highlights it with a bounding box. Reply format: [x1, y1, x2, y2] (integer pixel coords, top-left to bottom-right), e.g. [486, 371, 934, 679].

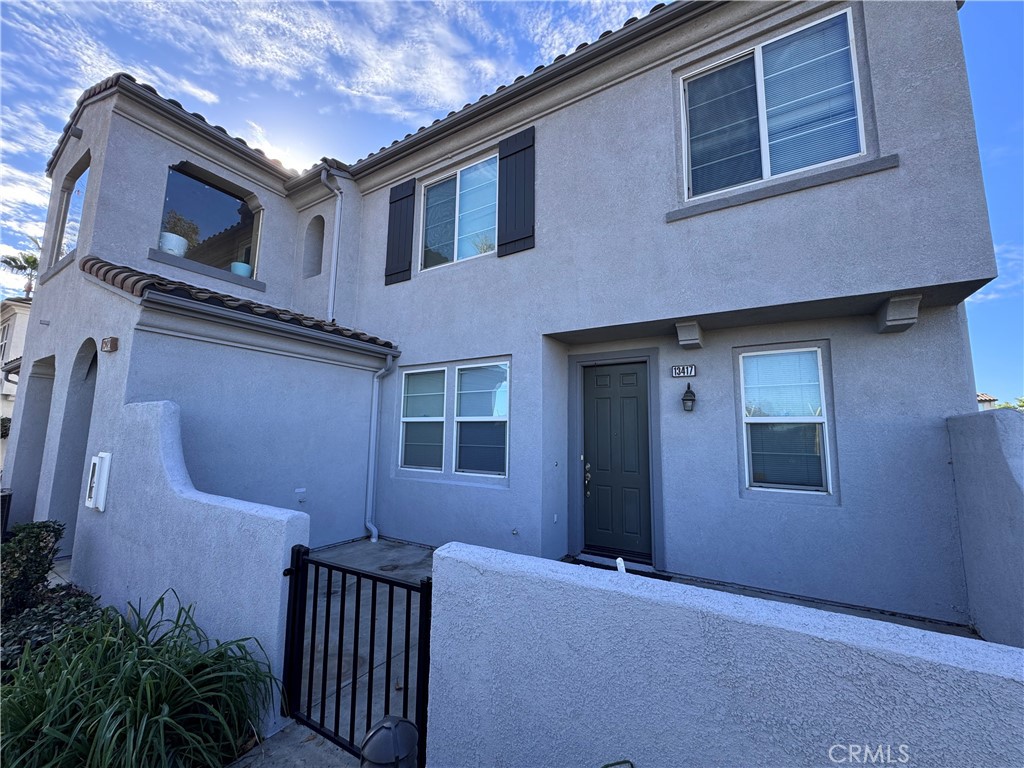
[682, 383, 696, 412]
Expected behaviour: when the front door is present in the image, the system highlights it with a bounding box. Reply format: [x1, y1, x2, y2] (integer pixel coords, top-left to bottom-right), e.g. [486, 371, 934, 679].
[582, 362, 652, 562]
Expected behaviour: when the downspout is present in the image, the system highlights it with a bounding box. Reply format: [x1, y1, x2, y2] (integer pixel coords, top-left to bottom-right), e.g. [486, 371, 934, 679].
[319, 169, 344, 323]
[364, 353, 395, 542]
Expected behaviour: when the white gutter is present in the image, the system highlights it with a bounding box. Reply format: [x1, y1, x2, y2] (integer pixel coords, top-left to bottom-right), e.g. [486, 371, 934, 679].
[364, 353, 396, 542]
[319, 169, 344, 323]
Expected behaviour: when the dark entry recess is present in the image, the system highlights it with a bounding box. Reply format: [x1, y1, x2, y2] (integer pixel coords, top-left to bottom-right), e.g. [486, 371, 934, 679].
[582, 362, 653, 562]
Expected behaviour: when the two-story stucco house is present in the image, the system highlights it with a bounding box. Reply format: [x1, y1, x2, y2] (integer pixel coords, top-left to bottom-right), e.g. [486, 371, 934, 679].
[3, 0, 1004, 648]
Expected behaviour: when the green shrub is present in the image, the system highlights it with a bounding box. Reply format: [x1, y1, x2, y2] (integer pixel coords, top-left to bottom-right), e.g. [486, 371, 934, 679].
[0, 584, 100, 671]
[1, 521, 64, 620]
[1, 592, 277, 768]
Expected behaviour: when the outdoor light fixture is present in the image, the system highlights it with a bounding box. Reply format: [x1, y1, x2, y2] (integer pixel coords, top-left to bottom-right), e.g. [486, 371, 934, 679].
[682, 383, 696, 412]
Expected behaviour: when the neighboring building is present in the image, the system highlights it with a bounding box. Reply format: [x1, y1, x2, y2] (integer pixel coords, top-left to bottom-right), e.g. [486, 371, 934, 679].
[3, 0, 1001, 630]
[978, 393, 999, 411]
[0, 296, 32, 474]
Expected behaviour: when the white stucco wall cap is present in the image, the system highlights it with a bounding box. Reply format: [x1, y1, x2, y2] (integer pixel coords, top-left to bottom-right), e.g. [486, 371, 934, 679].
[434, 542, 1024, 681]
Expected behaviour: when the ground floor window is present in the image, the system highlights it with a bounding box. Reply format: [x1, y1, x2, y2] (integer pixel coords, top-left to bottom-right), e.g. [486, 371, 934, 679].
[400, 359, 509, 477]
[401, 369, 445, 470]
[739, 347, 829, 491]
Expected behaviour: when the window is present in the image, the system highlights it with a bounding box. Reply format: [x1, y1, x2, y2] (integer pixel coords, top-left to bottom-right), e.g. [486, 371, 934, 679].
[157, 166, 260, 276]
[683, 11, 861, 197]
[400, 361, 510, 477]
[455, 364, 509, 475]
[422, 156, 498, 269]
[740, 348, 829, 491]
[401, 369, 446, 470]
[385, 126, 534, 285]
[0, 322, 9, 363]
[50, 157, 90, 266]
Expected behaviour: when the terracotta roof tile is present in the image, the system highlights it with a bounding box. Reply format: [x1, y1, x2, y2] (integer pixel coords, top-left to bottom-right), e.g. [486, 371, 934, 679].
[48, 73, 296, 176]
[80, 256, 395, 350]
[976, 393, 998, 402]
[57, 2, 686, 178]
[345, 0, 678, 167]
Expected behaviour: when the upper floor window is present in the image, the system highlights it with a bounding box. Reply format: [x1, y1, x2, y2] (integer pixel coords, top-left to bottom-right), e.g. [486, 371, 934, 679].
[0, 321, 10, 363]
[740, 348, 830, 492]
[683, 11, 862, 198]
[422, 156, 498, 269]
[157, 166, 260, 278]
[50, 157, 90, 266]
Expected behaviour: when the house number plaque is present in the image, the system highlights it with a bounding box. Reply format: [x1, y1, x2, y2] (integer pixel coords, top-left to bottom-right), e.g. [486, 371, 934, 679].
[671, 365, 696, 378]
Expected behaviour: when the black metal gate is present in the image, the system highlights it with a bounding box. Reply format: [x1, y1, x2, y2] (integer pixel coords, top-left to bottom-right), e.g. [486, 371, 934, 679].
[282, 545, 431, 764]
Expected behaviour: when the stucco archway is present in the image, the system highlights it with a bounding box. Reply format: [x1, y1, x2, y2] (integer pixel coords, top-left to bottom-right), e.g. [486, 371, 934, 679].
[48, 340, 99, 555]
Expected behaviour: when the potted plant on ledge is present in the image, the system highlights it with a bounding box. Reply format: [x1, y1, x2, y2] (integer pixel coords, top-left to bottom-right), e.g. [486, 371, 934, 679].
[158, 210, 200, 258]
[231, 245, 253, 278]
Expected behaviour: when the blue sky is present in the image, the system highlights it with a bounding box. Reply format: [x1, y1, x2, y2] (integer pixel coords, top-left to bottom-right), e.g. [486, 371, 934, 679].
[1, 0, 1021, 401]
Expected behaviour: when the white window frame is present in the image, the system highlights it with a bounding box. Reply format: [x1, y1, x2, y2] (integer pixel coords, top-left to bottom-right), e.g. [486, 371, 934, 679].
[0, 321, 9, 364]
[420, 154, 499, 271]
[739, 347, 831, 494]
[680, 8, 865, 200]
[400, 367, 446, 473]
[454, 362, 510, 477]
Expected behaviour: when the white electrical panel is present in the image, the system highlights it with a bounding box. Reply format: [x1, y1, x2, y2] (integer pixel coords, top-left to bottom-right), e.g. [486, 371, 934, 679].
[84, 452, 111, 511]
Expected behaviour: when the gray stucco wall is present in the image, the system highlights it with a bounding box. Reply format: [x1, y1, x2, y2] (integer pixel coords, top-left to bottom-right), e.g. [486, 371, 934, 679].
[373, 307, 974, 622]
[349, 1, 990, 621]
[428, 543, 1024, 768]
[123, 306, 382, 548]
[948, 409, 1024, 647]
[73, 399, 307, 734]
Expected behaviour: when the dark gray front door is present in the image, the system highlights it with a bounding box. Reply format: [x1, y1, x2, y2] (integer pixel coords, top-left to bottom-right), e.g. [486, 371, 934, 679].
[583, 362, 652, 561]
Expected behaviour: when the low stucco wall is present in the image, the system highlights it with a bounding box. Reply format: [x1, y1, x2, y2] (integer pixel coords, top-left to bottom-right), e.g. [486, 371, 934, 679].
[428, 543, 1024, 768]
[948, 409, 1024, 647]
[71, 400, 309, 733]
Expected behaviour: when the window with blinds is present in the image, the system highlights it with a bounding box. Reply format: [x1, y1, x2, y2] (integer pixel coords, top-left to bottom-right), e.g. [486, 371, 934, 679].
[684, 11, 862, 197]
[740, 348, 829, 492]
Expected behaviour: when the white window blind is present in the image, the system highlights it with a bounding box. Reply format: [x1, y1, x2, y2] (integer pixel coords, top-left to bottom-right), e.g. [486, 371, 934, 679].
[762, 14, 860, 176]
[684, 12, 861, 197]
[741, 349, 829, 491]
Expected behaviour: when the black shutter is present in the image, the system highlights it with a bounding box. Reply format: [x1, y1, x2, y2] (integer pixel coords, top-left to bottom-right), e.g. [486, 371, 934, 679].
[497, 127, 535, 257]
[385, 178, 416, 285]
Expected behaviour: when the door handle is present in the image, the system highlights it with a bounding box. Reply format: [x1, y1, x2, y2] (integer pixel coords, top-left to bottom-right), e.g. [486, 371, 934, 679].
[584, 462, 591, 497]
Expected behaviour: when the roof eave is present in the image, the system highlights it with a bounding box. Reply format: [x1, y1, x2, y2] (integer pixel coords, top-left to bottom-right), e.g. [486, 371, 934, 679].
[47, 74, 297, 181]
[140, 291, 399, 359]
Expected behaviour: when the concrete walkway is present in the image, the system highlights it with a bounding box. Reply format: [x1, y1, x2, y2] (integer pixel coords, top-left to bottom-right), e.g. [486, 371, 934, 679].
[229, 722, 360, 768]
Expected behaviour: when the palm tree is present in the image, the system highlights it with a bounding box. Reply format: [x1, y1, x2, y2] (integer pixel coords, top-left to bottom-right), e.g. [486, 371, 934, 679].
[1, 236, 41, 297]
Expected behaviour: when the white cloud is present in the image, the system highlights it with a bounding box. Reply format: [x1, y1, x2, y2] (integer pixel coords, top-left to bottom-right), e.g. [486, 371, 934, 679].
[0, 103, 60, 158]
[514, 0, 651, 63]
[968, 243, 1024, 303]
[243, 121, 308, 173]
[0, 163, 51, 243]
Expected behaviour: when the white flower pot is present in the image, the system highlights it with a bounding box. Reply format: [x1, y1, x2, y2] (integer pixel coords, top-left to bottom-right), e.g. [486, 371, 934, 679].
[230, 262, 253, 278]
[158, 232, 188, 257]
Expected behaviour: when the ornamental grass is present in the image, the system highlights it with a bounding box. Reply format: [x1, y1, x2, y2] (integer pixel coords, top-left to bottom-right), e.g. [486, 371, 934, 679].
[1, 592, 276, 768]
